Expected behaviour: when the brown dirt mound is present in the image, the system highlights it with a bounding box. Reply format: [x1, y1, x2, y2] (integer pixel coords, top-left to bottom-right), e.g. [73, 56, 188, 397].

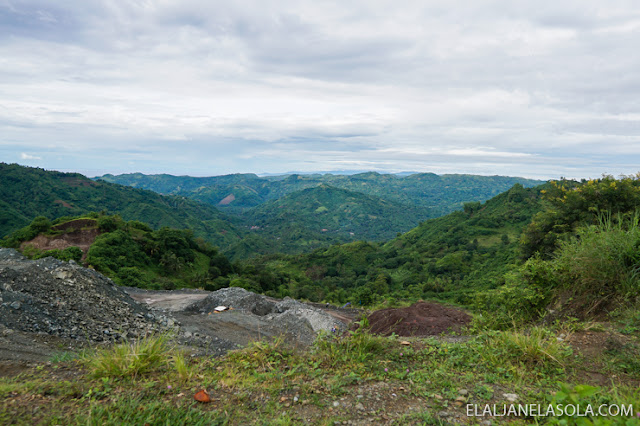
[366, 301, 471, 337]
[20, 219, 100, 260]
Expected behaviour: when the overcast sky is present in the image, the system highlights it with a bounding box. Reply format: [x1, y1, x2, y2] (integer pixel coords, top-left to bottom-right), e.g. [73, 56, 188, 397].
[1, 1, 639, 179]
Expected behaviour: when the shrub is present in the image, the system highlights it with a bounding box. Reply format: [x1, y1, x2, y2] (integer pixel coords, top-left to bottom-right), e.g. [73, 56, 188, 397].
[116, 266, 151, 288]
[82, 334, 173, 379]
[479, 215, 640, 326]
[97, 215, 121, 232]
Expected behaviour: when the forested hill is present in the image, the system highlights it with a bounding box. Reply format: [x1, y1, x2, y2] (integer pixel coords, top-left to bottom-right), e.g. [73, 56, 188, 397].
[232, 183, 547, 305]
[240, 184, 435, 251]
[0, 163, 243, 249]
[97, 171, 545, 214]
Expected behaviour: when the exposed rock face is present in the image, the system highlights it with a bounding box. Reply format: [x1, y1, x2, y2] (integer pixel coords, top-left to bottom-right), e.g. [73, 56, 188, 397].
[186, 287, 346, 345]
[0, 248, 158, 342]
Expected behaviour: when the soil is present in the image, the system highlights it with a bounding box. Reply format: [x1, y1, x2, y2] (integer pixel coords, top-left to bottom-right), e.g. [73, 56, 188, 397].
[366, 301, 472, 337]
[20, 219, 100, 259]
[218, 194, 235, 205]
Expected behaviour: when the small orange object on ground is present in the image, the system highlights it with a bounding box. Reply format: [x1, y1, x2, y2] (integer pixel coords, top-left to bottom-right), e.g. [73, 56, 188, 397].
[194, 389, 211, 403]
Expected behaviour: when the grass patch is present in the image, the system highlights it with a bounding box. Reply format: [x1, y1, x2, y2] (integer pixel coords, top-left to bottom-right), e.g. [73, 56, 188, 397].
[3, 327, 640, 424]
[81, 334, 176, 379]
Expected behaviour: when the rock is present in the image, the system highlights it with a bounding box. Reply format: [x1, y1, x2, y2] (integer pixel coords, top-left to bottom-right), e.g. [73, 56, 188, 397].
[185, 286, 346, 346]
[503, 393, 518, 402]
[0, 248, 158, 344]
[356, 403, 365, 411]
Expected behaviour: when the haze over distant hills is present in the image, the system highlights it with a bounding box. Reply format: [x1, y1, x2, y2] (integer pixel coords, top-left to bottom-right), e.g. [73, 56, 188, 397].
[97, 171, 545, 215]
[1, 163, 545, 260]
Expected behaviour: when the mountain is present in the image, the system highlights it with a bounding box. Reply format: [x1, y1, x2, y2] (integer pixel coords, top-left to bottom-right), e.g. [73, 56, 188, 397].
[98, 172, 270, 211]
[97, 171, 545, 215]
[233, 185, 435, 255]
[233, 183, 547, 305]
[0, 163, 244, 250]
[3, 214, 234, 290]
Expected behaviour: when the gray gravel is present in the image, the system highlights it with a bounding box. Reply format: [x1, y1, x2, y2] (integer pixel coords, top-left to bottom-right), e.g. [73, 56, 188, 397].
[186, 287, 346, 345]
[0, 248, 158, 342]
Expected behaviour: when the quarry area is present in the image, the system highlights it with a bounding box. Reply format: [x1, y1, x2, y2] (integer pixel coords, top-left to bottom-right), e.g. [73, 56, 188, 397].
[0, 248, 470, 371]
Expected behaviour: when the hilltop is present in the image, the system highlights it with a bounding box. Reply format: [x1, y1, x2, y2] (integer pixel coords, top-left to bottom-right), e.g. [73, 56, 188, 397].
[0, 163, 244, 250]
[2, 174, 640, 424]
[2, 213, 234, 291]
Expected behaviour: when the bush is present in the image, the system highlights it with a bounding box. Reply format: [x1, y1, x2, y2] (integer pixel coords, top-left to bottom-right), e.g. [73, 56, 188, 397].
[29, 216, 52, 234]
[550, 218, 640, 306]
[97, 215, 121, 232]
[82, 334, 174, 379]
[479, 215, 640, 327]
[116, 266, 151, 288]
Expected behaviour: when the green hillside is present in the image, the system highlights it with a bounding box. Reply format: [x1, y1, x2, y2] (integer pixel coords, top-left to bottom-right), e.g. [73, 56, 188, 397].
[235, 185, 435, 255]
[0, 163, 244, 250]
[233, 183, 546, 304]
[98, 171, 545, 214]
[246, 184, 433, 240]
[2, 214, 234, 290]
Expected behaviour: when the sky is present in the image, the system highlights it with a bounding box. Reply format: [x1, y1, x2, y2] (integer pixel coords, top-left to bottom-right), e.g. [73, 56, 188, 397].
[1, 0, 639, 180]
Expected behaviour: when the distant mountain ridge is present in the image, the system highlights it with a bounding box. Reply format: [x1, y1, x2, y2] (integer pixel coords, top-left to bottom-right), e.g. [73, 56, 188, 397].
[1, 163, 546, 262]
[97, 171, 545, 215]
[0, 163, 244, 250]
[235, 184, 434, 255]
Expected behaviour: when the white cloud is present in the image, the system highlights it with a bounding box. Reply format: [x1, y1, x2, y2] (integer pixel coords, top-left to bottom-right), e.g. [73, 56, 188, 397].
[20, 152, 42, 160]
[0, 0, 639, 179]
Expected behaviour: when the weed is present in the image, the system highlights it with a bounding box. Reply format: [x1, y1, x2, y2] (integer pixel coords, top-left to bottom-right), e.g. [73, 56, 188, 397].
[480, 327, 570, 368]
[171, 351, 193, 382]
[81, 334, 173, 379]
[49, 351, 78, 364]
[79, 397, 227, 425]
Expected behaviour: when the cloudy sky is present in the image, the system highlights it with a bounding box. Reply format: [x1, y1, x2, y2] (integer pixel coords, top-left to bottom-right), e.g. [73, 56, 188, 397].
[1, 0, 639, 179]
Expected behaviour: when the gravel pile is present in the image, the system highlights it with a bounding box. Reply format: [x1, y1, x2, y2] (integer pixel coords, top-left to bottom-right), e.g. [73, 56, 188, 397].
[187, 287, 345, 344]
[0, 248, 159, 342]
[187, 287, 280, 316]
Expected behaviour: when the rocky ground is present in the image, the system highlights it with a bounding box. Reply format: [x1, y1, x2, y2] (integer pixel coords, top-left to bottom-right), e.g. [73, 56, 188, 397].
[0, 249, 359, 371]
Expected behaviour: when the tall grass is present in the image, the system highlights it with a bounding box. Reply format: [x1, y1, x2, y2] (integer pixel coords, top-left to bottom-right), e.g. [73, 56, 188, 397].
[82, 334, 174, 379]
[552, 213, 640, 312]
[477, 327, 570, 369]
[312, 326, 388, 369]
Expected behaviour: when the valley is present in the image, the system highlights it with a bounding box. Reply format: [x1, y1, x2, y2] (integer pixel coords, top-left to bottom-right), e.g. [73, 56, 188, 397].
[1, 165, 640, 424]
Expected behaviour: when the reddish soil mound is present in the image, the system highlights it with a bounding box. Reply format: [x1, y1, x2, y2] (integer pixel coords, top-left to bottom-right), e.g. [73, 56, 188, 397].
[366, 301, 471, 337]
[20, 220, 100, 260]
